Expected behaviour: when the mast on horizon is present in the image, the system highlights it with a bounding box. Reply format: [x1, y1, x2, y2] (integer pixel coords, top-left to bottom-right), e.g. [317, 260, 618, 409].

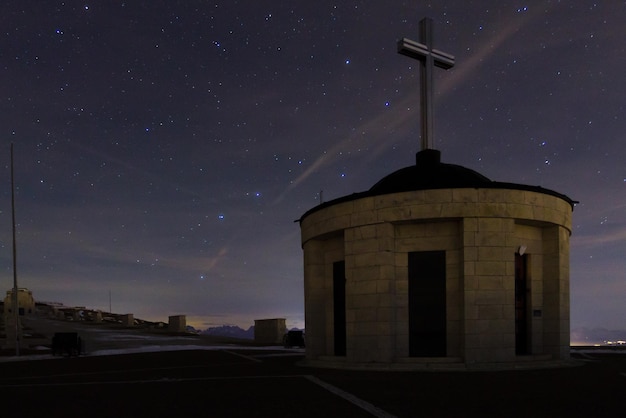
[10, 143, 20, 356]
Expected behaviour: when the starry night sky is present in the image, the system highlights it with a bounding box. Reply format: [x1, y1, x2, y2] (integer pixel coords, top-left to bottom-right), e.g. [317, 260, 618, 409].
[1, 1, 624, 331]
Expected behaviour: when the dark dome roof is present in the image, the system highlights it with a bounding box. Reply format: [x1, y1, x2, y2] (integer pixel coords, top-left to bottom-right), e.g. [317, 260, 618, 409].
[299, 149, 576, 221]
[369, 149, 491, 194]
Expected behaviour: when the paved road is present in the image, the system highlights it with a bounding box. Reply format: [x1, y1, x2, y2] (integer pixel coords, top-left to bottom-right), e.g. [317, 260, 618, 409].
[0, 349, 380, 418]
[1, 316, 625, 417]
[0, 347, 624, 417]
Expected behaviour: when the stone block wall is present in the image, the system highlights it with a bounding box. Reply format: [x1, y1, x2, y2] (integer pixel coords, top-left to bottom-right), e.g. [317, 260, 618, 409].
[462, 217, 516, 364]
[300, 187, 573, 369]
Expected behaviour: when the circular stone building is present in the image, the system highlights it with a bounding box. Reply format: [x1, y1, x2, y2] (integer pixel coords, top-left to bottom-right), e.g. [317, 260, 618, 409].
[299, 150, 575, 369]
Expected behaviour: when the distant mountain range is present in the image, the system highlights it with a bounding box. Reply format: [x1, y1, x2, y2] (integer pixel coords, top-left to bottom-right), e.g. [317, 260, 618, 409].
[200, 325, 255, 340]
[199, 325, 304, 340]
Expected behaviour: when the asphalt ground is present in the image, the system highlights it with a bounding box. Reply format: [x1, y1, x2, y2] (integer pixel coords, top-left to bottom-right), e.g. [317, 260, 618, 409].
[0, 347, 624, 417]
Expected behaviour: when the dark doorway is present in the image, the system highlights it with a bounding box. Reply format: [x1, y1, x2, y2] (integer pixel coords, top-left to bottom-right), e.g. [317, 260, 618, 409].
[408, 251, 446, 357]
[333, 260, 346, 356]
[515, 253, 529, 355]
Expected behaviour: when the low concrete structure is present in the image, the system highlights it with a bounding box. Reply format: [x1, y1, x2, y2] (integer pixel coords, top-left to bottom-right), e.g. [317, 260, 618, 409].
[91, 310, 103, 323]
[254, 318, 287, 344]
[168, 315, 187, 332]
[299, 150, 575, 369]
[120, 313, 134, 327]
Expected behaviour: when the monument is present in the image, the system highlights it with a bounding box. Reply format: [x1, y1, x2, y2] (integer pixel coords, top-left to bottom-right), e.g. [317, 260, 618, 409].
[298, 18, 575, 369]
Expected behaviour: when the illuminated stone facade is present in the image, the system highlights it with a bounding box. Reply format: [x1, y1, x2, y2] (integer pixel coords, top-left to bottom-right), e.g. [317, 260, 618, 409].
[299, 150, 575, 369]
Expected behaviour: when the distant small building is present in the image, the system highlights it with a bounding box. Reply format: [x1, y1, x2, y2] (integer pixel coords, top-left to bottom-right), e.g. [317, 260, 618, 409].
[120, 313, 134, 327]
[168, 315, 187, 332]
[4, 288, 35, 316]
[254, 318, 287, 344]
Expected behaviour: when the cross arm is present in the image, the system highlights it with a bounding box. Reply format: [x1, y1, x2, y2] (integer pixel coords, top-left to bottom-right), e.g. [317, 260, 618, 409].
[397, 37, 455, 69]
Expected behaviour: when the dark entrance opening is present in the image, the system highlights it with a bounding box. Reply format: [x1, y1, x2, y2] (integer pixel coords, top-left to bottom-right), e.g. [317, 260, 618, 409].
[515, 253, 529, 355]
[333, 260, 346, 356]
[408, 251, 446, 357]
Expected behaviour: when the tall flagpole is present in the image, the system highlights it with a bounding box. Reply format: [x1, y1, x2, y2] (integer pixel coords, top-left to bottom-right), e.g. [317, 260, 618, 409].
[10, 143, 20, 356]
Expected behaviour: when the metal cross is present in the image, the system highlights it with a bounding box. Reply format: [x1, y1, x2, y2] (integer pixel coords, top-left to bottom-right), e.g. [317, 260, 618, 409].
[398, 18, 455, 151]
